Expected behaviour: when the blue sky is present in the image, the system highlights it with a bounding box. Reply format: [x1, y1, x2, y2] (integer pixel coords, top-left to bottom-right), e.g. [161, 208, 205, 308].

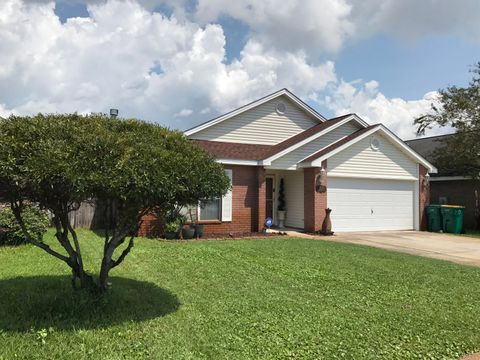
[1, 0, 479, 138]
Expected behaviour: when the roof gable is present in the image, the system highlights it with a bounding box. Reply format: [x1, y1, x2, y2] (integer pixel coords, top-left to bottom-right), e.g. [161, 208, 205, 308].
[300, 125, 437, 173]
[185, 89, 326, 144]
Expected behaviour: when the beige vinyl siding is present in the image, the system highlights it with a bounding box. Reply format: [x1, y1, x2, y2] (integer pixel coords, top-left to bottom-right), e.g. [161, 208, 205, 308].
[189, 95, 318, 145]
[269, 122, 360, 169]
[328, 133, 418, 179]
[284, 170, 304, 229]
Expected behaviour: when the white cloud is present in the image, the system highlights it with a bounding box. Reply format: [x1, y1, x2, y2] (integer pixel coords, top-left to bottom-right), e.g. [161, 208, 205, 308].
[194, 0, 480, 57]
[0, 0, 468, 139]
[195, 0, 354, 54]
[0, 0, 338, 129]
[174, 108, 193, 117]
[348, 0, 480, 43]
[323, 79, 451, 139]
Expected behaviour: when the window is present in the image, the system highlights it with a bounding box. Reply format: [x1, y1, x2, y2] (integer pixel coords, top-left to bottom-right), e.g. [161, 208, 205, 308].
[199, 199, 221, 221]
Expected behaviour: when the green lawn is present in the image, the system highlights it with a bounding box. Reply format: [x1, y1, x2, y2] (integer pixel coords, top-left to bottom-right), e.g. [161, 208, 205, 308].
[1, 230, 480, 359]
[464, 230, 480, 239]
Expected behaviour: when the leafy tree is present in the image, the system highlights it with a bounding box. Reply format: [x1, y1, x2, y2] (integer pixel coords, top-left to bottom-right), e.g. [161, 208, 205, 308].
[0, 114, 230, 293]
[414, 62, 480, 178]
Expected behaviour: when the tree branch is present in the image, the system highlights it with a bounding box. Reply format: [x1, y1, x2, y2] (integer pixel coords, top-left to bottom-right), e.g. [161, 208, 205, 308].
[10, 202, 72, 265]
[111, 236, 134, 269]
[67, 221, 85, 277]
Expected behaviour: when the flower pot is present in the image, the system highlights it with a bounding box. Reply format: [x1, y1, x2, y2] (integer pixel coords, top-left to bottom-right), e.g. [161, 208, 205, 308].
[277, 210, 286, 228]
[193, 224, 204, 238]
[164, 231, 178, 240]
[181, 226, 195, 240]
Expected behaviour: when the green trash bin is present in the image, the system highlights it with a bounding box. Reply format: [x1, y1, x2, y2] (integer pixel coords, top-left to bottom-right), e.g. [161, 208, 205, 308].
[425, 205, 442, 232]
[440, 205, 465, 234]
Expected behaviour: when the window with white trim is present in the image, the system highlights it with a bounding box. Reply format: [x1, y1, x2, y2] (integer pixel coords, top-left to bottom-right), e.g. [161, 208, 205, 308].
[199, 199, 221, 221]
[183, 169, 233, 222]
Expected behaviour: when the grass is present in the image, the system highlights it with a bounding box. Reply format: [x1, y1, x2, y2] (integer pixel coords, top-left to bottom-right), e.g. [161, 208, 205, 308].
[463, 230, 480, 239]
[1, 230, 480, 359]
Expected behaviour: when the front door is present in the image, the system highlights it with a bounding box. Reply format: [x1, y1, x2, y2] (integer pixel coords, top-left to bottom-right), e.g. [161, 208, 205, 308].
[265, 176, 274, 220]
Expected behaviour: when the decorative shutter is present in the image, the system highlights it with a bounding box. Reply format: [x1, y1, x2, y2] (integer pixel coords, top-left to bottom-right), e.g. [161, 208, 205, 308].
[221, 169, 233, 222]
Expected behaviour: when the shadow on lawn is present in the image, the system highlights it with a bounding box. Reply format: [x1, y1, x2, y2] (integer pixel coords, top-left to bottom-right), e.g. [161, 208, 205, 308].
[0, 275, 180, 332]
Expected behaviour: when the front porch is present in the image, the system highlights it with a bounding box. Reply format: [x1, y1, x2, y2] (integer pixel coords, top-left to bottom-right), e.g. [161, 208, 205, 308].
[262, 162, 327, 232]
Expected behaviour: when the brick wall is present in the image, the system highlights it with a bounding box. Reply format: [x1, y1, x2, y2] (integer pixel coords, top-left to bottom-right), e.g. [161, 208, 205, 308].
[138, 165, 263, 237]
[419, 164, 430, 231]
[202, 165, 261, 235]
[138, 212, 163, 237]
[304, 161, 327, 232]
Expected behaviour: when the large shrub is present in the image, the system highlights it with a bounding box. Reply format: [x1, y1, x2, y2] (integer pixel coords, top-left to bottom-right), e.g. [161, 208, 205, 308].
[0, 205, 50, 246]
[0, 113, 230, 293]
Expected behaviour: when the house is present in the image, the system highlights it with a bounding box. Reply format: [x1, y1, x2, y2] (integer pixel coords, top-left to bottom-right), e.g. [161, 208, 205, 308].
[139, 89, 436, 236]
[406, 134, 480, 230]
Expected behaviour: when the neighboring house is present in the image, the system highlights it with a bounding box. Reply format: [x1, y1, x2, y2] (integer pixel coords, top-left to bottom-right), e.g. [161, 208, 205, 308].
[139, 89, 436, 236]
[406, 134, 480, 230]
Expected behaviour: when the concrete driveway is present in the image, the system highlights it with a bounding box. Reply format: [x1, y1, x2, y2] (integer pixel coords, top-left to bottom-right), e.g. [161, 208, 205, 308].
[327, 231, 480, 267]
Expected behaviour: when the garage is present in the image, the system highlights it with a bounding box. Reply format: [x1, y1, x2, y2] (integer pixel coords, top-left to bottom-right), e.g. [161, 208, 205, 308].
[328, 177, 415, 232]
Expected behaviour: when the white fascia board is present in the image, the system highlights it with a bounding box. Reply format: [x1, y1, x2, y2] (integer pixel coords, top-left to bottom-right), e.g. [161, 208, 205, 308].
[349, 114, 370, 127]
[185, 89, 326, 137]
[309, 126, 437, 173]
[263, 116, 360, 164]
[216, 159, 259, 166]
[327, 173, 418, 181]
[429, 176, 471, 181]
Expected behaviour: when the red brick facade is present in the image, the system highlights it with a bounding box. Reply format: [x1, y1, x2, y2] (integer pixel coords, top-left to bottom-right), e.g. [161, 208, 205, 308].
[138, 212, 163, 237]
[139, 162, 430, 237]
[138, 165, 264, 237]
[419, 164, 430, 231]
[202, 165, 261, 235]
[303, 161, 327, 232]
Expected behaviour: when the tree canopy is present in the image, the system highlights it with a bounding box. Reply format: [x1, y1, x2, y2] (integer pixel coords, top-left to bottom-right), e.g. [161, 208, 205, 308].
[414, 62, 480, 178]
[0, 113, 230, 292]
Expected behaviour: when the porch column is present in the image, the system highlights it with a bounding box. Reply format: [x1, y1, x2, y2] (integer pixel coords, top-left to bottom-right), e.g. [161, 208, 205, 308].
[257, 166, 266, 232]
[419, 164, 430, 231]
[304, 161, 328, 233]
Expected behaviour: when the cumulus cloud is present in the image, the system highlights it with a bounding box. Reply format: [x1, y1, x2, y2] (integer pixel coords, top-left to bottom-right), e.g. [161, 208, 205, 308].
[195, 0, 354, 54]
[323, 79, 450, 139]
[0, 0, 465, 138]
[0, 0, 338, 129]
[194, 0, 480, 56]
[348, 0, 480, 43]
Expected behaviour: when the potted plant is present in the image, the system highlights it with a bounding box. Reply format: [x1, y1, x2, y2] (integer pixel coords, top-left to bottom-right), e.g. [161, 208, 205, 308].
[179, 214, 195, 239]
[164, 220, 180, 240]
[277, 178, 286, 228]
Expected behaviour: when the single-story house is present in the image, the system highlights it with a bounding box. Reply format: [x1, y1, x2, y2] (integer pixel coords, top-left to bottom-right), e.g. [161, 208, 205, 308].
[406, 134, 480, 230]
[139, 89, 436, 236]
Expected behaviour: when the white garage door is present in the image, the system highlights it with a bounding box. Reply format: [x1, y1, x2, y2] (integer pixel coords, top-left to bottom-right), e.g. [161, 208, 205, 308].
[328, 178, 415, 232]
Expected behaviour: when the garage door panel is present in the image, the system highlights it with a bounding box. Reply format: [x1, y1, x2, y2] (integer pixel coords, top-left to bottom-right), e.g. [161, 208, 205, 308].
[328, 178, 414, 232]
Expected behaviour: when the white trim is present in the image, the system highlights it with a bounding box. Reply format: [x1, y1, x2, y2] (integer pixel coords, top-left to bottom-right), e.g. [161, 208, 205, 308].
[185, 89, 326, 136]
[414, 165, 420, 231]
[327, 173, 418, 181]
[429, 176, 471, 181]
[216, 159, 259, 165]
[346, 113, 370, 128]
[263, 115, 366, 164]
[221, 169, 233, 221]
[308, 125, 438, 173]
[265, 174, 276, 224]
